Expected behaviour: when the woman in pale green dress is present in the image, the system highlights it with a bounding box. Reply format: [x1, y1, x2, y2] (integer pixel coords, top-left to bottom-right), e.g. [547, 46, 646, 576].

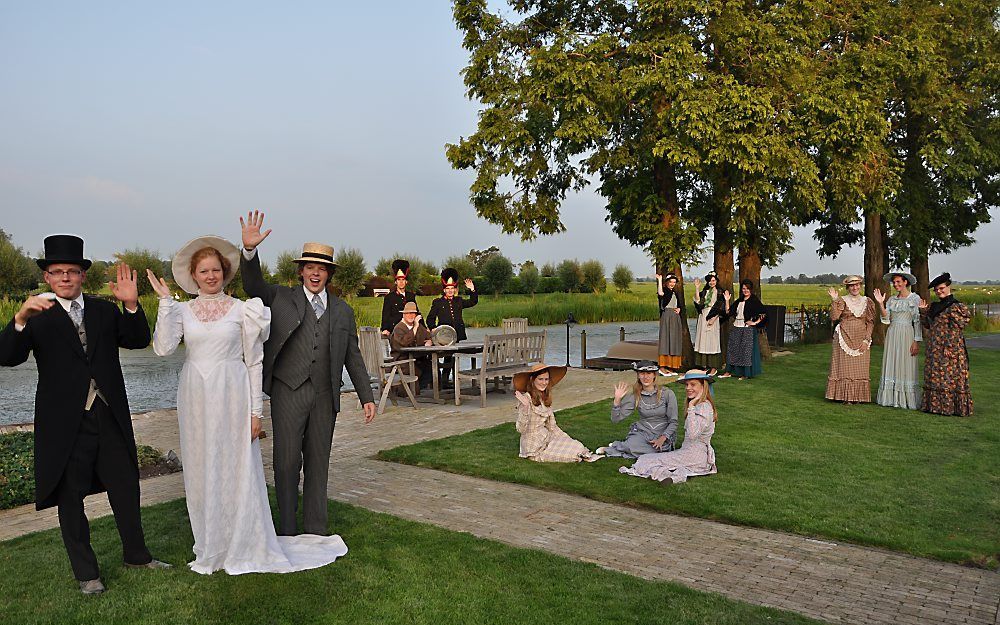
[873, 272, 922, 409]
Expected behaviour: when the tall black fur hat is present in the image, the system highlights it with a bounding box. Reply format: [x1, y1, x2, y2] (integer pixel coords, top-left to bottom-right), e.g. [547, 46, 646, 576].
[929, 272, 952, 289]
[391, 259, 410, 279]
[441, 267, 459, 286]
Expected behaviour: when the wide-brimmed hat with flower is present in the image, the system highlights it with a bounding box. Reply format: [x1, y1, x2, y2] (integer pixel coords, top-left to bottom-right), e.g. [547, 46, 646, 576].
[842, 275, 864, 286]
[513, 363, 568, 393]
[171, 235, 241, 295]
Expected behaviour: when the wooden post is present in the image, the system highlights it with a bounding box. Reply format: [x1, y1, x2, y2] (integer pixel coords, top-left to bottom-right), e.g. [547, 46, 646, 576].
[580, 330, 588, 367]
[799, 305, 806, 343]
[619, 326, 625, 341]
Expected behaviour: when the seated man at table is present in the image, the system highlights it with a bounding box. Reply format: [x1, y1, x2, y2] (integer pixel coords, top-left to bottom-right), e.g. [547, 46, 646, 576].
[390, 301, 434, 390]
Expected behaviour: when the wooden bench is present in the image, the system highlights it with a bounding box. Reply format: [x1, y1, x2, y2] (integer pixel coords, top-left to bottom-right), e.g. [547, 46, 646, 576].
[454, 331, 546, 407]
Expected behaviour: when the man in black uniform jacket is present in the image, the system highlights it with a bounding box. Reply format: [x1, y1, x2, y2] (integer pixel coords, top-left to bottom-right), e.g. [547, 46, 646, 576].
[426, 268, 478, 384]
[0, 235, 169, 595]
[380, 259, 419, 336]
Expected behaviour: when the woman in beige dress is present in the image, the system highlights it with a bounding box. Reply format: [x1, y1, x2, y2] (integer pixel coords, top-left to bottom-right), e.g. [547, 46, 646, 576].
[515, 364, 602, 463]
[825, 275, 876, 403]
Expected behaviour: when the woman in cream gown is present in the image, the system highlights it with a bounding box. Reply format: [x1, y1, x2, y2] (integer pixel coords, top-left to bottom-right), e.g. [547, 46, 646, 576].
[149, 236, 348, 575]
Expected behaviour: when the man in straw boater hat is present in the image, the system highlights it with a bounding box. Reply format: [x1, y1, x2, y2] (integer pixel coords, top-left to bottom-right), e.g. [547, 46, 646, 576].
[0, 235, 169, 595]
[919, 272, 973, 416]
[239, 211, 376, 536]
[380, 258, 419, 337]
[426, 267, 478, 385]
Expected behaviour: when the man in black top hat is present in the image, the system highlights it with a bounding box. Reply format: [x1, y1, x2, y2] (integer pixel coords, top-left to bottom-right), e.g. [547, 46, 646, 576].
[380, 259, 419, 336]
[0, 235, 169, 595]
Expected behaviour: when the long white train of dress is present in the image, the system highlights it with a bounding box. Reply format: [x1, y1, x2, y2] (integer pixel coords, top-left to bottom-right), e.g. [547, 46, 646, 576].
[153, 295, 348, 574]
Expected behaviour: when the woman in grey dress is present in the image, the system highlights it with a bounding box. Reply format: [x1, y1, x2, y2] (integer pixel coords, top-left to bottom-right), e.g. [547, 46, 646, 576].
[873, 272, 922, 409]
[657, 273, 686, 376]
[597, 361, 678, 458]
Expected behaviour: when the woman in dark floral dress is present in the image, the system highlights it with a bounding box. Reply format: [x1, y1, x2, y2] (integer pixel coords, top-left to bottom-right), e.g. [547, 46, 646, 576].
[919, 273, 973, 416]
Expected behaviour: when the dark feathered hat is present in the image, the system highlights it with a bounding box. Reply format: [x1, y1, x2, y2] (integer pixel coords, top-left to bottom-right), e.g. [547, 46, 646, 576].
[929, 272, 952, 289]
[391, 259, 410, 279]
[441, 267, 459, 287]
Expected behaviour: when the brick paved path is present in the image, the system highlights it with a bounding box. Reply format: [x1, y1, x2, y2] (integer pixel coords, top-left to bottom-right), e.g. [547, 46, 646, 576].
[2, 369, 997, 625]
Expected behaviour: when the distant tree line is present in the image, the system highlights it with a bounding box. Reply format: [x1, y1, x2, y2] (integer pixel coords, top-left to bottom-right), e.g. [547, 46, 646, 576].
[1, 233, 645, 300]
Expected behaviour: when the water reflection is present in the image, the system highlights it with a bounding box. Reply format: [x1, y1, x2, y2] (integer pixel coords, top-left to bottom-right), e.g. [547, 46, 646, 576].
[0, 319, 720, 426]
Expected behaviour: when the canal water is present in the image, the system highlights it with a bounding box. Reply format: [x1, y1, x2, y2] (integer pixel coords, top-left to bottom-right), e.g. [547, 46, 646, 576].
[0, 319, 697, 426]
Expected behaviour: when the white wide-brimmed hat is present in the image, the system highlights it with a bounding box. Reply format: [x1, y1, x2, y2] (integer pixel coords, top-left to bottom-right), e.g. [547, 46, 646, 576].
[171, 235, 241, 295]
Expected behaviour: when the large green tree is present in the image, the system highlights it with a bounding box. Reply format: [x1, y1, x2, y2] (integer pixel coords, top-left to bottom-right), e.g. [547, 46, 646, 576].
[447, 0, 844, 362]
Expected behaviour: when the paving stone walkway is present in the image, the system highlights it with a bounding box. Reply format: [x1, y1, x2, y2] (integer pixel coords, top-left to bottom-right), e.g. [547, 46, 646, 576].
[2, 368, 997, 625]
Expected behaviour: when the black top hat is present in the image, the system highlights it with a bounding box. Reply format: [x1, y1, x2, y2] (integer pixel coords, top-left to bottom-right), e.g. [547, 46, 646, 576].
[37, 234, 91, 271]
[392, 259, 410, 279]
[929, 272, 952, 289]
[441, 267, 459, 286]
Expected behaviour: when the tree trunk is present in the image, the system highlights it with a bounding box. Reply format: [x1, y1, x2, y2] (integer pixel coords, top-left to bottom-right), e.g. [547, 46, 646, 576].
[714, 216, 736, 294]
[864, 209, 890, 345]
[910, 252, 930, 302]
[655, 160, 695, 367]
[737, 246, 763, 292]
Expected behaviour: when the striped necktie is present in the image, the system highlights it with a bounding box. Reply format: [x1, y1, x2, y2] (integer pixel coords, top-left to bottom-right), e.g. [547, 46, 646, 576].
[70, 300, 86, 350]
[312, 294, 325, 318]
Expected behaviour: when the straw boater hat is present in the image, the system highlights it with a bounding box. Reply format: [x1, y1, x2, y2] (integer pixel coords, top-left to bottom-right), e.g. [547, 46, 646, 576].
[293, 243, 338, 268]
[882, 271, 918, 286]
[513, 363, 568, 393]
[441, 267, 460, 287]
[401, 301, 419, 314]
[392, 259, 410, 279]
[171, 235, 241, 295]
[676, 369, 715, 384]
[36, 234, 92, 270]
[842, 275, 864, 286]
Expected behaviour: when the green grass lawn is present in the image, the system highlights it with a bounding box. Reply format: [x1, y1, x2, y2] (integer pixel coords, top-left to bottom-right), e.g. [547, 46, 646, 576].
[0, 498, 823, 625]
[379, 343, 1000, 569]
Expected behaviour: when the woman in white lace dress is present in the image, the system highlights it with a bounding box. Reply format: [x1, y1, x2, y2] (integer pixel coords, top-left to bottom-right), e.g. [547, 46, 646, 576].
[148, 235, 347, 575]
[620, 370, 717, 484]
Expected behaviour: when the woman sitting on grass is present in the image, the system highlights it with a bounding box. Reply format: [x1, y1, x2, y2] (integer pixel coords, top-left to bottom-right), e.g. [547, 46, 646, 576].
[620, 370, 717, 484]
[596, 361, 678, 459]
[515, 364, 603, 463]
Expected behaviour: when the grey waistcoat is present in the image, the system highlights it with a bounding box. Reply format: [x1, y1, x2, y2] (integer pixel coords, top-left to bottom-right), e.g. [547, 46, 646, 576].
[272, 307, 333, 393]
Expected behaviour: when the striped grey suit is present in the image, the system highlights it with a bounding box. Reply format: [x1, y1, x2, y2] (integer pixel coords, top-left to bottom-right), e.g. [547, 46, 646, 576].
[242, 250, 374, 535]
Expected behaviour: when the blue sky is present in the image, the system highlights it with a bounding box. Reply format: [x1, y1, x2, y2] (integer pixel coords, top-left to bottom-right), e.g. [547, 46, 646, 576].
[1, 1, 996, 279]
